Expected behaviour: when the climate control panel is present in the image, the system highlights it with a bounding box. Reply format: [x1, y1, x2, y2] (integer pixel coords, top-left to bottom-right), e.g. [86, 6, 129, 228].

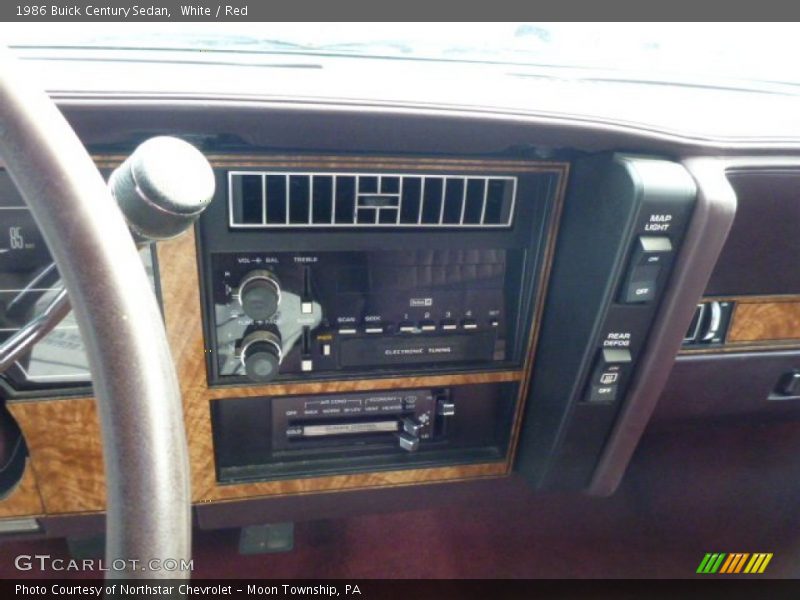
[211, 382, 516, 483]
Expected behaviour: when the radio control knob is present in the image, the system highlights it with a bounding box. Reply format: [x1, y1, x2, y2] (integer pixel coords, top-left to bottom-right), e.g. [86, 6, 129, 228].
[240, 329, 283, 382]
[237, 270, 281, 321]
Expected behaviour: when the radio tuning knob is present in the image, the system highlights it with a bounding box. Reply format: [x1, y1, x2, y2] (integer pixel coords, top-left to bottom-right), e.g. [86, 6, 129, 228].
[237, 270, 281, 321]
[240, 329, 283, 382]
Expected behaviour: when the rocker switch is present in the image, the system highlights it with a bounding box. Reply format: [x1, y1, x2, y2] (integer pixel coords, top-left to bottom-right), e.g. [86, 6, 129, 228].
[586, 348, 632, 404]
[621, 235, 673, 303]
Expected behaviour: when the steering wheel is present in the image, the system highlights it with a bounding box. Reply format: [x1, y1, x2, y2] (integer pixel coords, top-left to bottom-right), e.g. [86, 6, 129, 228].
[0, 50, 191, 578]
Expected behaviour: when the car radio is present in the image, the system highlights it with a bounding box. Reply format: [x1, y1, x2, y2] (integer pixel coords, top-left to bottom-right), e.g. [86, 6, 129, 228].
[207, 249, 511, 382]
[197, 159, 565, 386]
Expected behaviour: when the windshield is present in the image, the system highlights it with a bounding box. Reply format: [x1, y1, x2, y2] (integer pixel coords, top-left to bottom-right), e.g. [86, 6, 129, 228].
[6, 22, 800, 89]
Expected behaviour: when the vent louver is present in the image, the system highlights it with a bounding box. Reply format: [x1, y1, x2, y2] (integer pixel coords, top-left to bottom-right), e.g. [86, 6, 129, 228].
[228, 171, 516, 229]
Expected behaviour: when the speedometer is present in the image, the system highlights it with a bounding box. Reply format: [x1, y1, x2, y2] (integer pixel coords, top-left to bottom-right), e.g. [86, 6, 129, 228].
[0, 208, 49, 273]
[0, 172, 49, 275]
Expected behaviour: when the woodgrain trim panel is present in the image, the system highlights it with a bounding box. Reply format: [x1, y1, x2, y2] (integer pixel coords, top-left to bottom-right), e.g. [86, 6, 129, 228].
[8, 398, 103, 514]
[207, 463, 508, 503]
[728, 297, 800, 343]
[680, 295, 800, 355]
[8, 155, 567, 515]
[210, 371, 521, 401]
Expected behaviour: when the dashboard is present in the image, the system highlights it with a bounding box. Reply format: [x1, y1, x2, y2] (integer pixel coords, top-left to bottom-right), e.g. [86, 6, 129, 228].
[1, 48, 800, 532]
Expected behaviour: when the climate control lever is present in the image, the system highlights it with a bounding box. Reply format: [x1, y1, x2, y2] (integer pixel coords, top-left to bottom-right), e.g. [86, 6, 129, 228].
[398, 432, 420, 452]
[402, 417, 422, 436]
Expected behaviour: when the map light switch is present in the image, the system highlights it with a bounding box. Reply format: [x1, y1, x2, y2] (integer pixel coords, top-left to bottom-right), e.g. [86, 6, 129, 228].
[621, 235, 673, 303]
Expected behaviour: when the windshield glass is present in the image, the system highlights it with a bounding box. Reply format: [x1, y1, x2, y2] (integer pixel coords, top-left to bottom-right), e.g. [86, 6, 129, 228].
[6, 22, 799, 89]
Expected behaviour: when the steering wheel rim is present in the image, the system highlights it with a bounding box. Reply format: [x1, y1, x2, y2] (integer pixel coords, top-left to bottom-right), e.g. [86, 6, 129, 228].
[0, 48, 191, 578]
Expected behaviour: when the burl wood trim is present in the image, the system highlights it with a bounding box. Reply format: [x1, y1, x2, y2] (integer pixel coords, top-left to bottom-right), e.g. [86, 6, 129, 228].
[211, 371, 521, 401]
[206, 463, 507, 503]
[10, 155, 568, 514]
[8, 398, 105, 513]
[0, 461, 44, 519]
[728, 296, 800, 344]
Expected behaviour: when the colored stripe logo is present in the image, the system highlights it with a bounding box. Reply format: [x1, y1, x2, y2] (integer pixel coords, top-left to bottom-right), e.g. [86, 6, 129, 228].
[697, 553, 772, 574]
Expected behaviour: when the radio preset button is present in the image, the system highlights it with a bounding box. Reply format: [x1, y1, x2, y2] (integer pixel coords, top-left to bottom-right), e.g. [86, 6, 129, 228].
[461, 319, 478, 330]
[441, 320, 457, 331]
[398, 322, 416, 333]
[419, 321, 437, 332]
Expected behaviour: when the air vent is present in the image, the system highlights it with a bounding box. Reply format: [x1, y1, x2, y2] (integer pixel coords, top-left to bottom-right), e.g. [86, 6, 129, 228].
[228, 171, 517, 228]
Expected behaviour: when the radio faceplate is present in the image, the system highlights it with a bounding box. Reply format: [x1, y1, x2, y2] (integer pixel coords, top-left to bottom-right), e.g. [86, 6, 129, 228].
[208, 249, 513, 383]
